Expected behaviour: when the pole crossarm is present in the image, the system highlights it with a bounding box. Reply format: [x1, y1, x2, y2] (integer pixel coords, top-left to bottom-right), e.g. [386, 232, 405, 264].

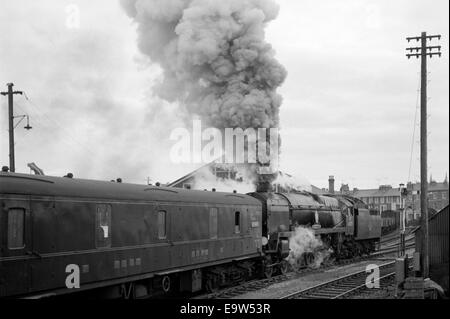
[425, 35, 442, 41]
[406, 46, 441, 52]
[407, 52, 442, 59]
[1, 91, 23, 96]
[407, 35, 441, 42]
[406, 33, 442, 60]
[426, 45, 442, 51]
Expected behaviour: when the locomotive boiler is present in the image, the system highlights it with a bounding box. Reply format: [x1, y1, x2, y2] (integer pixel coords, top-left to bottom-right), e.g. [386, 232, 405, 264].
[250, 192, 381, 272]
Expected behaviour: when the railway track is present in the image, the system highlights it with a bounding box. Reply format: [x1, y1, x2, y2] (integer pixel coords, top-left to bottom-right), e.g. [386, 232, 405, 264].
[379, 228, 418, 247]
[193, 254, 398, 299]
[380, 235, 415, 248]
[280, 261, 397, 299]
[193, 237, 416, 300]
[192, 273, 295, 299]
[372, 239, 415, 257]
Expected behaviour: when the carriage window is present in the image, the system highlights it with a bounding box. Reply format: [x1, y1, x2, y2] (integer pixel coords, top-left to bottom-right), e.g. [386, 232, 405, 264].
[234, 211, 241, 234]
[96, 204, 112, 248]
[209, 208, 218, 239]
[8, 208, 25, 249]
[158, 211, 167, 239]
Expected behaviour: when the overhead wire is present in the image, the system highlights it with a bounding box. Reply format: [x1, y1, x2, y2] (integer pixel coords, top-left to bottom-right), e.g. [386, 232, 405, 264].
[16, 92, 118, 178]
[407, 74, 421, 183]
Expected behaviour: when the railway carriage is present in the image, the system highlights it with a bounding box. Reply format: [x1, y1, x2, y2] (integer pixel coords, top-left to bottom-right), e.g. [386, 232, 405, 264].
[0, 172, 263, 298]
[0, 172, 382, 298]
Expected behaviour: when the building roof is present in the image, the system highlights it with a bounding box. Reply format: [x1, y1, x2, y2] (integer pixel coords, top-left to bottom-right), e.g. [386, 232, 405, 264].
[408, 181, 449, 192]
[429, 205, 449, 221]
[167, 161, 319, 193]
[166, 162, 212, 187]
[352, 187, 401, 198]
[311, 185, 327, 195]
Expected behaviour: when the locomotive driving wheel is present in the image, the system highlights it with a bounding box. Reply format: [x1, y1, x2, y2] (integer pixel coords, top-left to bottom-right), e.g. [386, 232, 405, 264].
[264, 266, 273, 279]
[205, 280, 218, 293]
[279, 260, 289, 275]
[305, 253, 315, 267]
[205, 274, 219, 293]
[263, 256, 273, 279]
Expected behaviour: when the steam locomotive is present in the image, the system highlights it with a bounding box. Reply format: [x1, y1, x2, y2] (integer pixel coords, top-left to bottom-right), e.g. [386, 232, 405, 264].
[0, 172, 381, 298]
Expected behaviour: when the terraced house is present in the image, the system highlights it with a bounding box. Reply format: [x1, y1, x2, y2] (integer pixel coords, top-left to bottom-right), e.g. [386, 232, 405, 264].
[352, 185, 403, 214]
[405, 176, 449, 221]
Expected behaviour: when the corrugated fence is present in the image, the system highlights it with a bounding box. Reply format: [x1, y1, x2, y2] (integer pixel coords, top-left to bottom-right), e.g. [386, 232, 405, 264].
[416, 205, 449, 265]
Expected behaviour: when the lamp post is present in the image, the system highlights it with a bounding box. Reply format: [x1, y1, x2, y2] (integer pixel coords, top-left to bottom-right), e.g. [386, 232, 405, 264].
[399, 183, 406, 257]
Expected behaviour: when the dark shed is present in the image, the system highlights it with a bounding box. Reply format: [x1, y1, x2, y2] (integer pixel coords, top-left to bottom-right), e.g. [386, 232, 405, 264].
[415, 205, 449, 293]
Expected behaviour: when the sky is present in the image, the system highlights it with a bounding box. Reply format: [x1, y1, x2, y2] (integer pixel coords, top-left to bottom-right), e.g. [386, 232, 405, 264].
[0, 0, 448, 190]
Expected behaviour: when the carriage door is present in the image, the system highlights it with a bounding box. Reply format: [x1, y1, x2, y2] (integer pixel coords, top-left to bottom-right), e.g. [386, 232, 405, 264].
[2, 198, 32, 295]
[4, 199, 31, 256]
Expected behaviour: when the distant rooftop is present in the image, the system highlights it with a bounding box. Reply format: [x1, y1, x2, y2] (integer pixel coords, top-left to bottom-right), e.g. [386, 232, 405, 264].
[353, 186, 401, 198]
[408, 180, 449, 192]
[167, 161, 319, 194]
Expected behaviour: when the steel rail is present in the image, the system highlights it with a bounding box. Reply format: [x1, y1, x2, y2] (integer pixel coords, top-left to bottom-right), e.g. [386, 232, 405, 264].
[332, 272, 395, 299]
[280, 261, 396, 299]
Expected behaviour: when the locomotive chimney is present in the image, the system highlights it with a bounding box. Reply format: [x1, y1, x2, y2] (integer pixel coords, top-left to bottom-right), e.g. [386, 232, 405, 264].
[328, 176, 335, 194]
[256, 181, 273, 194]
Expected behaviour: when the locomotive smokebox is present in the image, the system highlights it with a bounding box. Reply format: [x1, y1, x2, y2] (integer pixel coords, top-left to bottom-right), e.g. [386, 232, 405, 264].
[256, 172, 275, 193]
[256, 180, 273, 193]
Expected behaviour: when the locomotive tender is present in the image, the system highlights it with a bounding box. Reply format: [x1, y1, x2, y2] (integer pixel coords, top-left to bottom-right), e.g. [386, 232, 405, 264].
[0, 172, 381, 298]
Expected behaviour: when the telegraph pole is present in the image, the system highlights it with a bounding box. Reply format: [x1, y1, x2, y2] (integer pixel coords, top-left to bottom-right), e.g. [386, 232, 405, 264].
[1, 83, 23, 173]
[406, 32, 442, 278]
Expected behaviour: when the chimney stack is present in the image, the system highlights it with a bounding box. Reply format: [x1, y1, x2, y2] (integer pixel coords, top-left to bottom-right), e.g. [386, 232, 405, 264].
[328, 176, 335, 194]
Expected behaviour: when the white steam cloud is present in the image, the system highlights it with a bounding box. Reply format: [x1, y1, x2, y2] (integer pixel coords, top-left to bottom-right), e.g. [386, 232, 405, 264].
[273, 171, 313, 192]
[191, 164, 257, 193]
[287, 226, 332, 270]
[121, 0, 287, 190]
[121, 0, 287, 130]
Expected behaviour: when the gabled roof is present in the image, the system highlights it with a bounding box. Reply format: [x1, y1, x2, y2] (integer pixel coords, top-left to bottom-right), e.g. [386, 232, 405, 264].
[353, 188, 401, 198]
[166, 162, 213, 187]
[167, 161, 319, 194]
[408, 182, 449, 192]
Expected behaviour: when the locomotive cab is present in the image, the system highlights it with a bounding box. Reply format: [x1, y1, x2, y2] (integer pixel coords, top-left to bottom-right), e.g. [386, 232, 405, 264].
[248, 192, 291, 275]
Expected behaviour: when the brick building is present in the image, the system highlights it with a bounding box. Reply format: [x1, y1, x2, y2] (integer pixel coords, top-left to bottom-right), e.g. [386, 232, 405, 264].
[405, 176, 449, 221]
[169, 166, 448, 225]
[329, 175, 449, 224]
[352, 185, 403, 213]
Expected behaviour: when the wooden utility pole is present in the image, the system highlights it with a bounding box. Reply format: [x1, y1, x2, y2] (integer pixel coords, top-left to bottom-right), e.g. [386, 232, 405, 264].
[1, 83, 23, 173]
[406, 32, 442, 278]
